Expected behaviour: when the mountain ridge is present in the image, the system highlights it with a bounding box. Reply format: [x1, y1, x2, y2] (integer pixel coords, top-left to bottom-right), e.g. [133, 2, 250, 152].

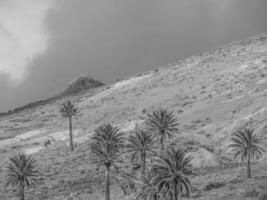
[2, 33, 267, 116]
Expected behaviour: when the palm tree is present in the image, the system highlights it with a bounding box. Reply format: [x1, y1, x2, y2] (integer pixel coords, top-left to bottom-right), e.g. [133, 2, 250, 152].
[5, 153, 38, 200]
[152, 147, 192, 200]
[112, 170, 138, 196]
[126, 129, 156, 174]
[229, 128, 264, 178]
[136, 170, 159, 200]
[90, 123, 124, 200]
[144, 108, 178, 150]
[59, 100, 78, 151]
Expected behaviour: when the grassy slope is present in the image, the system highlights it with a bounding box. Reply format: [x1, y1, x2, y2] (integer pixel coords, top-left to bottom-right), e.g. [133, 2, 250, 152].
[0, 34, 267, 199]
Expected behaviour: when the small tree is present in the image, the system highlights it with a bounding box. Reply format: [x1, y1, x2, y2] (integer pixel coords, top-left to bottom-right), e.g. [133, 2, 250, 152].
[152, 147, 192, 200]
[90, 123, 124, 200]
[229, 128, 264, 178]
[5, 153, 38, 200]
[126, 129, 156, 175]
[136, 170, 159, 200]
[59, 100, 78, 151]
[144, 108, 178, 150]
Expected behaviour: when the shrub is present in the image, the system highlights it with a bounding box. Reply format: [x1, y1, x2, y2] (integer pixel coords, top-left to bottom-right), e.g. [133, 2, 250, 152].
[244, 187, 260, 198]
[203, 181, 225, 191]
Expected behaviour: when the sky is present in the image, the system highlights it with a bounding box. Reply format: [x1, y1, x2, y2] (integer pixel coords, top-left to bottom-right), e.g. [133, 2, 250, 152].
[0, 0, 266, 111]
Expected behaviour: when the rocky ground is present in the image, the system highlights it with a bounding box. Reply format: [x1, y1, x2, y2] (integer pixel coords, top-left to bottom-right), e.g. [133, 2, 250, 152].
[0, 34, 267, 199]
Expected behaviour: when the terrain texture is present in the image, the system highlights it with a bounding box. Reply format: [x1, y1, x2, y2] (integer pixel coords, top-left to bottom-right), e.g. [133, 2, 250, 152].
[0, 34, 267, 199]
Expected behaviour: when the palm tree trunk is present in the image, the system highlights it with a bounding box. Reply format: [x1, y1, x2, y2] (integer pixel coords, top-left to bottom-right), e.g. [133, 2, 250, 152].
[247, 153, 251, 178]
[105, 165, 111, 200]
[169, 193, 173, 200]
[69, 116, 74, 151]
[160, 135, 164, 151]
[141, 151, 146, 175]
[19, 182, 24, 200]
[174, 185, 178, 200]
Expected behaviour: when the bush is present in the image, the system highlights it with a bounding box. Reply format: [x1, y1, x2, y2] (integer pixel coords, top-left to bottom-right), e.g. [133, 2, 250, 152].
[203, 181, 225, 191]
[244, 188, 260, 198]
[44, 140, 51, 147]
[258, 193, 267, 200]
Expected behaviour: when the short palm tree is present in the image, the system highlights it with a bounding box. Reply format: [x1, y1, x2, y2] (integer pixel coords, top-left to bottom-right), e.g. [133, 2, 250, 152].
[229, 128, 264, 178]
[126, 129, 156, 174]
[59, 100, 78, 151]
[90, 123, 124, 200]
[5, 153, 38, 200]
[112, 170, 138, 196]
[136, 170, 159, 200]
[144, 108, 178, 150]
[152, 147, 192, 200]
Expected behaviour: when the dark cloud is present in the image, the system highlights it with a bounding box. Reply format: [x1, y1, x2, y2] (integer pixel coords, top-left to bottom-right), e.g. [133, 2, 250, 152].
[0, 0, 267, 111]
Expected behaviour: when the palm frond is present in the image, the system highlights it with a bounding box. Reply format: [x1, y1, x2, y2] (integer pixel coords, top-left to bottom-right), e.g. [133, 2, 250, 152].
[59, 100, 78, 118]
[144, 108, 178, 148]
[90, 123, 124, 168]
[126, 129, 157, 165]
[229, 128, 265, 162]
[151, 147, 192, 198]
[5, 153, 38, 188]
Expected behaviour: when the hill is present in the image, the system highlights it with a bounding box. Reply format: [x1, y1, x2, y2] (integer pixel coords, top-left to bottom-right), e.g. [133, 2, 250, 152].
[0, 34, 267, 199]
[61, 75, 104, 96]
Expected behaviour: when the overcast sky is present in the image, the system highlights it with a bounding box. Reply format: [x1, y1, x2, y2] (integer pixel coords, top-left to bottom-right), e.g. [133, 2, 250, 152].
[0, 0, 266, 111]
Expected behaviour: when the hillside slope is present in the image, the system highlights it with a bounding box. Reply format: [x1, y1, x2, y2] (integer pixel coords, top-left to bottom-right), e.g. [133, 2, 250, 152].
[0, 34, 267, 199]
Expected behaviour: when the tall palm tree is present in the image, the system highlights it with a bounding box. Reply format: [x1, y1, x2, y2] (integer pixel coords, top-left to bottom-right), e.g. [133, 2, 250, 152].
[90, 123, 124, 200]
[126, 129, 156, 174]
[229, 128, 264, 178]
[59, 100, 78, 151]
[144, 108, 178, 150]
[152, 147, 192, 200]
[5, 153, 38, 200]
[136, 170, 159, 200]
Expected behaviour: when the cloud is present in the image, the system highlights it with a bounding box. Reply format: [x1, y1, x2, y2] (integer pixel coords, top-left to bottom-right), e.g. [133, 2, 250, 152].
[0, 0, 54, 84]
